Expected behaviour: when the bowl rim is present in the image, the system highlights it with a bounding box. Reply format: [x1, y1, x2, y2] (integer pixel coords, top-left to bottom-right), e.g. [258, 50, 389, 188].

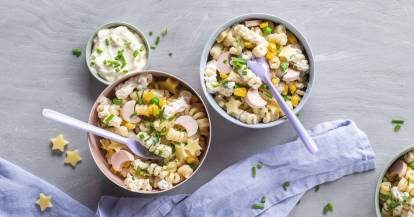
[375, 146, 414, 216]
[87, 70, 212, 194]
[85, 21, 151, 85]
[199, 13, 315, 128]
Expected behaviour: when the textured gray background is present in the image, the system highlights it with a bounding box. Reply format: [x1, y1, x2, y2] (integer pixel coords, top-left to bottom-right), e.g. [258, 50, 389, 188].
[1, 0, 414, 216]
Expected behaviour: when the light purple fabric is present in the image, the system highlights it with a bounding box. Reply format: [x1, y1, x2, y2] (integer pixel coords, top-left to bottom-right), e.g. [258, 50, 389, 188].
[0, 120, 375, 217]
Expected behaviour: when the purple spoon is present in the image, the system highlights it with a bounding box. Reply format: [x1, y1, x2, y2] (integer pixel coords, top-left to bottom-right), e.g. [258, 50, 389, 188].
[248, 57, 318, 153]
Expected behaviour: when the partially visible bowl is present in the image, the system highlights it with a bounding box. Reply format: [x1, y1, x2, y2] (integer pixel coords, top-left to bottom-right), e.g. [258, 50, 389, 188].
[375, 146, 414, 216]
[88, 70, 212, 193]
[199, 13, 315, 128]
[86, 22, 151, 85]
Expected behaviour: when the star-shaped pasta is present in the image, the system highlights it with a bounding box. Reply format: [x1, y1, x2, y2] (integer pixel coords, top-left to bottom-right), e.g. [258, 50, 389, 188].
[64, 150, 82, 167]
[36, 193, 53, 212]
[225, 97, 241, 115]
[185, 138, 202, 157]
[50, 134, 69, 152]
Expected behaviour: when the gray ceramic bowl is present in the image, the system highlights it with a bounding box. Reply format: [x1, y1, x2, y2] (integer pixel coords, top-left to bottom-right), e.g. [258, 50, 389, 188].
[85, 22, 151, 85]
[199, 13, 315, 128]
[375, 146, 414, 216]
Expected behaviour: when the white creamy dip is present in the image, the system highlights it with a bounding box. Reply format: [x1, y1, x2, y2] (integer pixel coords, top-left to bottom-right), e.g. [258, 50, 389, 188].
[90, 26, 147, 82]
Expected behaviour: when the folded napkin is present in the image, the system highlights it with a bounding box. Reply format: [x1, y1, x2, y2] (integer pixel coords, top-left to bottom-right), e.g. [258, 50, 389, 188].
[0, 120, 375, 217]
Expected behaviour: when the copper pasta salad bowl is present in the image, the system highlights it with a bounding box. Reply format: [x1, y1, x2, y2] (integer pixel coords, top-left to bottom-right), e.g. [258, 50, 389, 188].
[88, 70, 212, 194]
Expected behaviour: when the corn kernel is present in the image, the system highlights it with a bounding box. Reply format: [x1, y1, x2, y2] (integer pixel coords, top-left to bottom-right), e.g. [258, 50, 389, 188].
[287, 32, 298, 44]
[244, 41, 254, 49]
[289, 83, 297, 94]
[265, 52, 276, 60]
[282, 84, 289, 95]
[271, 77, 280, 85]
[124, 123, 136, 130]
[159, 98, 167, 107]
[186, 156, 197, 164]
[219, 72, 228, 79]
[143, 91, 154, 104]
[163, 78, 179, 94]
[268, 43, 277, 52]
[259, 22, 268, 29]
[234, 87, 247, 97]
[291, 95, 300, 107]
[149, 104, 160, 116]
[138, 107, 151, 116]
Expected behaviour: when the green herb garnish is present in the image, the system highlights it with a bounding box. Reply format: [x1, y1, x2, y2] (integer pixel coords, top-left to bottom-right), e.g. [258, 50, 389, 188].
[261, 196, 266, 203]
[256, 162, 263, 169]
[323, 202, 333, 215]
[395, 124, 402, 132]
[148, 32, 153, 36]
[103, 60, 121, 68]
[139, 133, 145, 140]
[280, 62, 289, 71]
[133, 50, 140, 57]
[72, 48, 81, 57]
[103, 114, 114, 124]
[140, 45, 145, 51]
[112, 98, 122, 105]
[121, 69, 128, 74]
[114, 49, 126, 68]
[105, 38, 111, 46]
[263, 26, 272, 35]
[231, 57, 247, 69]
[282, 181, 290, 191]
[252, 166, 257, 178]
[252, 203, 265, 209]
[155, 36, 160, 45]
[124, 40, 132, 48]
[315, 185, 320, 192]
[130, 112, 137, 118]
[96, 48, 103, 54]
[392, 119, 404, 124]
[150, 44, 157, 49]
[161, 27, 168, 37]
[150, 96, 160, 105]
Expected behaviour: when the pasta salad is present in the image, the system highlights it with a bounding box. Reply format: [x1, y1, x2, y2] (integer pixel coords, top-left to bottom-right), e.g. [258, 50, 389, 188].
[379, 151, 414, 216]
[96, 73, 209, 192]
[203, 20, 309, 124]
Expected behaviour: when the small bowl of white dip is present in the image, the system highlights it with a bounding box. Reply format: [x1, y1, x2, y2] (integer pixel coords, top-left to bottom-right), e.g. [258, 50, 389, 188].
[86, 22, 151, 85]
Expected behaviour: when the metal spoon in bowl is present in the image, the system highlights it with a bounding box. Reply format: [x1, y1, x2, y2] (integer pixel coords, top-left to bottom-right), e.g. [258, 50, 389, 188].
[41, 108, 162, 160]
[247, 57, 318, 153]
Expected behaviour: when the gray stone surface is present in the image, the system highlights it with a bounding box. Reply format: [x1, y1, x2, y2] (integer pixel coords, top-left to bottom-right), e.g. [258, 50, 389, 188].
[1, 0, 414, 216]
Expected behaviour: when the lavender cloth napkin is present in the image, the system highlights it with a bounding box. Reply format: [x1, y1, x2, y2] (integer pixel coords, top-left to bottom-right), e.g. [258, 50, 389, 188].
[0, 120, 375, 217]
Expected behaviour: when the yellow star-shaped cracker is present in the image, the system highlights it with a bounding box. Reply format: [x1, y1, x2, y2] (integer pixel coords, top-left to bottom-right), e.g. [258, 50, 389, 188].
[64, 149, 82, 167]
[185, 138, 202, 156]
[36, 193, 53, 212]
[225, 97, 241, 115]
[50, 134, 69, 152]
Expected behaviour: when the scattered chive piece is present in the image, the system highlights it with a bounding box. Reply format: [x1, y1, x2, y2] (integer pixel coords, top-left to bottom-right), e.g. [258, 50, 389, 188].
[252, 166, 257, 178]
[394, 124, 402, 132]
[130, 112, 137, 118]
[256, 162, 263, 169]
[140, 45, 145, 51]
[150, 96, 160, 105]
[150, 44, 157, 49]
[252, 203, 265, 209]
[323, 202, 333, 215]
[280, 62, 289, 71]
[96, 48, 103, 54]
[121, 69, 128, 74]
[105, 38, 110, 46]
[315, 185, 320, 192]
[263, 26, 272, 35]
[112, 98, 122, 105]
[261, 196, 266, 203]
[72, 48, 81, 57]
[408, 162, 414, 169]
[161, 27, 168, 37]
[133, 50, 140, 57]
[103, 114, 114, 124]
[392, 119, 404, 124]
[168, 52, 173, 57]
[155, 36, 161, 45]
[282, 181, 290, 191]
[149, 32, 153, 36]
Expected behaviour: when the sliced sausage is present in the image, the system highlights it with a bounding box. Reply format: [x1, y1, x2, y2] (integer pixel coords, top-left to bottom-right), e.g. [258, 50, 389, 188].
[388, 160, 408, 179]
[111, 150, 134, 172]
[405, 151, 414, 164]
[245, 88, 267, 109]
[245, 20, 262, 27]
[175, 115, 199, 137]
[216, 52, 232, 74]
[121, 100, 140, 123]
[282, 68, 301, 82]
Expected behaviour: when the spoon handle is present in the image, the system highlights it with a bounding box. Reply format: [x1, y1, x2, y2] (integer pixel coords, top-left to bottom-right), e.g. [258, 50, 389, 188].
[42, 108, 129, 145]
[265, 81, 319, 153]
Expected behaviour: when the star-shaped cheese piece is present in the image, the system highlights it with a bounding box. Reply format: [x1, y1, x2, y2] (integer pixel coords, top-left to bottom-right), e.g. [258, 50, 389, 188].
[225, 97, 241, 115]
[185, 138, 202, 156]
[36, 193, 53, 212]
[50, 134, 69, 152]
[64, 150, 82, 167]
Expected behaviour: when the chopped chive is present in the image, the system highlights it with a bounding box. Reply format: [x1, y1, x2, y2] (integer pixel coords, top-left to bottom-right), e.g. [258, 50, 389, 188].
[103, 114, 114, 124]
[252, 203, 265, 209]
[161, 27, 168, 37]
[96, 48, 103, 54]
[408, 162, 414, 169]
[121, 69, 128, 74]
[392, 119, 404, 124]
[155, 36, 160, 45]
[280, 62, 289, 71]
[256, 162, 263, 169]
[395, 124, 402, 132]
[150, 44, 157, 49]
[315, 185, 320, 192]
[130, 112, 137, 118]
[112, 98, 122, 105]
[72, 48, 81, 57]
[133, 50, 140, 57]
[124, 40, 132, 48]
[105, 38, 111, 46]
[150, 96, 160, 105]
[282, 181, 290, 191]
[252, 166, 257, 178]
[323, 202, 333, 215]
[114, 49, 126, 68]
[148, 31, 153, 36]
[261, 196, 266, 203]
[140, 45, 145, 51]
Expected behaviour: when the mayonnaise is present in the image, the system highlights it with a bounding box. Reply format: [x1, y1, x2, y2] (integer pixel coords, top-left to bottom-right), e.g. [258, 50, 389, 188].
[90, 26, 147, 82]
